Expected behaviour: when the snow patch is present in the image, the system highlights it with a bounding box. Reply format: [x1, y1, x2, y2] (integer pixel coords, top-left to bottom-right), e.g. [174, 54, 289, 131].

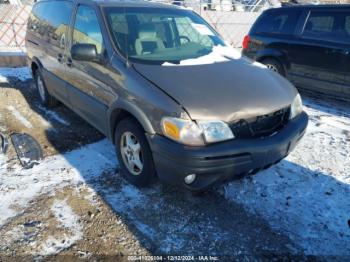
[0, 75, 7, 83]
[162, 45, 242, 66]
[223, 97, 350, 255]
[37, 104, 70, 126]
[39, 199, 83, 256]
[252, 61, 267, 69]
[7, 105, 33, 129]
[34, 111, 55, 131]
[51, 199, 82, 230]
[33, 113, 56, 133]
[0, 226, 25, 248]
[0, 139, 116, 227]
[0, 46, 27, 54]
[0, 67, 32, 83]
[0, 154, 7, 175]
[319, 116, 350, 132]
[101, 183, 192, 253]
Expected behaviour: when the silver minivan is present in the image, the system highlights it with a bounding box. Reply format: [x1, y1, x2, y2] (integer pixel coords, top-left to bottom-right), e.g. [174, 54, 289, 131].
[26, 0, 308, 191]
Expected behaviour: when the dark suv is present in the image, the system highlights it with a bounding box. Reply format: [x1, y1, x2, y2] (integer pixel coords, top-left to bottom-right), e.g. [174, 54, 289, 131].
[26, 0, 308, 191]
[243, 5, 350, 100]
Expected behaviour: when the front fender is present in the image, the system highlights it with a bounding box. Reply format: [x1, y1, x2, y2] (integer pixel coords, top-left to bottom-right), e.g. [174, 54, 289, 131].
[107, 98, 156, 141]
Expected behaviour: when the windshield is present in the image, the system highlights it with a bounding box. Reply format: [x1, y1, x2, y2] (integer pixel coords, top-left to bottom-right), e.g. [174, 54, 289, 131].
[103, 7, 226, 64]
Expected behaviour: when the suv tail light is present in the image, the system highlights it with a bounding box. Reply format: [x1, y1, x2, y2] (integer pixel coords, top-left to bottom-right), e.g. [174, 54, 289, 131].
[242, 35, 251, 50]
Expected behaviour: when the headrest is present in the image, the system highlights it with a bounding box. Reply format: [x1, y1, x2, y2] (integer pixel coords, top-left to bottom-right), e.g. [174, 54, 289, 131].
[138, 23, 157, 39]
[113, 21, 128, 34]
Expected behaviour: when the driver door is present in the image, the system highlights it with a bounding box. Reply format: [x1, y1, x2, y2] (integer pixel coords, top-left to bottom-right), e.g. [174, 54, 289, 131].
[65, 4, 113, 134]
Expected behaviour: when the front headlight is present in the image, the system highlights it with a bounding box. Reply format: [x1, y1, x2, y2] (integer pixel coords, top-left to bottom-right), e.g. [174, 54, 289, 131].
[161, 117, 204, 146]
[290, 93, 303, 119]
[197, 120, 234, 143]
[161, 117, 234, 146]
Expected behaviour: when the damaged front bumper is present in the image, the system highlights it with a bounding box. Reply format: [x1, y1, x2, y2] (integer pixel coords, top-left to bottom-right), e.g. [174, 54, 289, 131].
[147, 112, 308, 191]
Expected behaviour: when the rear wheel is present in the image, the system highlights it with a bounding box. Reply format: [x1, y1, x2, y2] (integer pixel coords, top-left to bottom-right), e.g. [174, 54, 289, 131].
[34, 68, 58, 107]
[261, 58, 285, 76]
[115, 117, 156, 187]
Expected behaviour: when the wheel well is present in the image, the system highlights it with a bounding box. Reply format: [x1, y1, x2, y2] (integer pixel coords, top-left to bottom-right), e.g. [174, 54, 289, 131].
[258, 56, 284, 68]
[258, 56, 286, 75]
[258, 56, 280, 64]
[111, 109, 142, 144]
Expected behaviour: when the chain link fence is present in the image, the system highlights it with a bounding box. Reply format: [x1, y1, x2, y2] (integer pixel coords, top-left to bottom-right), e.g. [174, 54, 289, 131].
[197, 8, 262, 47]
[154, 0, 271, 46]
[0, 4, 31, 50]
[0, 1, 266, 50]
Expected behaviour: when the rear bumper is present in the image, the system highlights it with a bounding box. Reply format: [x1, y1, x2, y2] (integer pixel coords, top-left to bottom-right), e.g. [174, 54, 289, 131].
[147, 112, 308, 191]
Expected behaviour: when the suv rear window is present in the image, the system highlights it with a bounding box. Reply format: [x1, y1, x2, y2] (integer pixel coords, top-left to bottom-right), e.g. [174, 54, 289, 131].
[303, 10, 350, 43]
[253, 9, 301, 35]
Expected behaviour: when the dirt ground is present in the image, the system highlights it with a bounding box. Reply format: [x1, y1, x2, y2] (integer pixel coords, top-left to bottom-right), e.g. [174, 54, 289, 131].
[0, 77, 103, 159]
[0, 78, 149, 260]
[0, 77, 319, 260]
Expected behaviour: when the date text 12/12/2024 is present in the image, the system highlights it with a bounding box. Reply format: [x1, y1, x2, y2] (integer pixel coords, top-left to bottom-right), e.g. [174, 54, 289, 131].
[127, 255, 220, 261]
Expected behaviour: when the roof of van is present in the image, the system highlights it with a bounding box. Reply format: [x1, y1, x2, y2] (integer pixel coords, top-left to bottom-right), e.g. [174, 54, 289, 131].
[268, 4, 350, 11]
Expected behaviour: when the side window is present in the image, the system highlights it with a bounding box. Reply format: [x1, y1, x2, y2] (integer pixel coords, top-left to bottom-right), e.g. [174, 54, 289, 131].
[304, 12, 334, 34]
[73, 5, 103, 54]
[346, 16, 350, 35]
[338, 14, 350, 43]
[28, 2, 48, 38]
[44, 1, 73, 48]
[253, 10, 301, 35]
[303, 11, 350, 43]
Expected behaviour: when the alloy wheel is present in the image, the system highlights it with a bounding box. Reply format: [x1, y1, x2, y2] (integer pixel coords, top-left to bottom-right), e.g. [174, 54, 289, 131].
[266, 64, 279, 73]
[120, 131, 143, 176]
[37, 74, 46, 102]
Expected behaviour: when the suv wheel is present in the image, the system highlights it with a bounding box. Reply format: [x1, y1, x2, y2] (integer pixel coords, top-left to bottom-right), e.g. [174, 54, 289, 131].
[34, 69, 58, 107]
[115, 117, 156, 187]
[261, 58, 285, 76]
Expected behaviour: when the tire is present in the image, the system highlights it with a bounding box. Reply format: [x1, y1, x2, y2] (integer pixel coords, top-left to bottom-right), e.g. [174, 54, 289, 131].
[261, 58, 285, 77]
[114, 117, 156, 187]
[34, 68, 58, 107]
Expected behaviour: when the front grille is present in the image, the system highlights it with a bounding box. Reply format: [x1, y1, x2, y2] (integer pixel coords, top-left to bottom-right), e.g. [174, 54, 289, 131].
[230, 107, 290, 139]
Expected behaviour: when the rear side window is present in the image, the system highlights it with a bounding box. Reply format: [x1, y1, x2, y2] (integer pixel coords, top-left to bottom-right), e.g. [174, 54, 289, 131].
[253, 10, 301, 35]
[28, 2, 48, 39]
[31, 2, 45, 19]
[29, 1, 73, 48]
[303, 10, 350, 43]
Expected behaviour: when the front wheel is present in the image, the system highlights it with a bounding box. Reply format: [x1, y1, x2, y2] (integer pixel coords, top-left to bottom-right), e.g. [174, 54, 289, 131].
[34, 69, 58, 107]
[114, 117, 156, 187]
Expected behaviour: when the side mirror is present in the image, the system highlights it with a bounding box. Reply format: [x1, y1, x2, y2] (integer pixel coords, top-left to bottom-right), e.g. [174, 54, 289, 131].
[71, 43, 98, 62]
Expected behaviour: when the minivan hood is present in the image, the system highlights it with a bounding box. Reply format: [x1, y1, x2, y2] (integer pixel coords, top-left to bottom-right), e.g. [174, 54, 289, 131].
[133, 56, 298, 123]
